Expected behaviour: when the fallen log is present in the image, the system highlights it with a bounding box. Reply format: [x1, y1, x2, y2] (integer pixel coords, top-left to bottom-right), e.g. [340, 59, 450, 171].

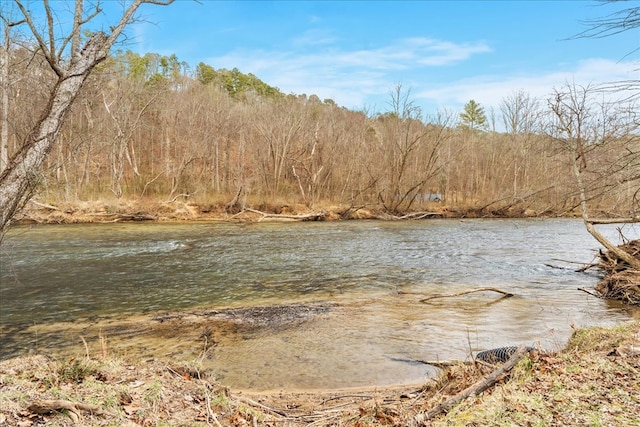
[587, 217, 640, 225]
[413, 344, 529, 425]
[240, 208, 327, 222]
[29, 200, 61, 210]
[87, 212, 157, 222]
[420, 287, 513, 303]
[394, 211, 445, 220]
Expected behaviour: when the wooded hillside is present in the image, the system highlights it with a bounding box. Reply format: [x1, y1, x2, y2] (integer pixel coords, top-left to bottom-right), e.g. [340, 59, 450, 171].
[3, 49, 638, 217]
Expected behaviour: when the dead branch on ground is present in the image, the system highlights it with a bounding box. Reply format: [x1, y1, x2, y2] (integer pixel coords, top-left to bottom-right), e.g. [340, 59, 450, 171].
[238, 208, 327, 222]
[413, 345, 529, 425]
[233, 395, 288, 417]
[394, 211, 445, 220]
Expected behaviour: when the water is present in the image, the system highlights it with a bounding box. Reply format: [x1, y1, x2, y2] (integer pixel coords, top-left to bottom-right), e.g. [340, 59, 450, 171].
[1, 219, 639, 391]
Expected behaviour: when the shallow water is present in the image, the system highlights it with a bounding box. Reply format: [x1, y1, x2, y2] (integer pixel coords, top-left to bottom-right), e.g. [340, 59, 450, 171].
[1, 219, 639, 390]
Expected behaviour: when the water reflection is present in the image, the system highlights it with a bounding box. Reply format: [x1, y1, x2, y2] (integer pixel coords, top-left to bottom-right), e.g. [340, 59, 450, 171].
[1, 219, 639, 390]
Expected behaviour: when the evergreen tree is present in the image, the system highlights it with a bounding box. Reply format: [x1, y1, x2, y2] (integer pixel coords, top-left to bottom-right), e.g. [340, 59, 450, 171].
[460, 99, 488, 130]
[196, 62, 217, 85]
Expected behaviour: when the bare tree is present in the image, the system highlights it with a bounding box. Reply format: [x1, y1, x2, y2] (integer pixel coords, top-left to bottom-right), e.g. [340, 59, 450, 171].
[574, 1, 640, 40]
[252, 96, 307, 198]
[372, 84, 445, 213]
[500, 90, 542, 200]
[572, 1, 640, 101]
[0, 0, 174, 231]
[548, 83, 640, 270]
[500, 90, 541, 136]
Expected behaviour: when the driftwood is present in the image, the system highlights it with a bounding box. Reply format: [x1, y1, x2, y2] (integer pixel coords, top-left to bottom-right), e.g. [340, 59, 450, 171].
[27, 399, 103, 422]
[413, 345, 529, 425]
[29, 200, 61, 210]
[420, 287, 513, 303]
[87, 212, 157, 222]
[578, 287, 603, 299]
[394, 211, 444, 220]
[593, 240, 640, 305]
[239, 208, 327, 222]
[587, 217, 640, 225]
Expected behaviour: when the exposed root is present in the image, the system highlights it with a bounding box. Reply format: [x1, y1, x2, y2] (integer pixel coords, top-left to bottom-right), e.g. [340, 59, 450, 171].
[27, 399, 105, 423]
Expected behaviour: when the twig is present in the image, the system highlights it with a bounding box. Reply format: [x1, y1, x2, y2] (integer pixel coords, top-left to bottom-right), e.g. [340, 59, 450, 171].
[551, 258, 591, 265]
[205, 390, 223, 427]
[578, 287, 603, 299]
[165, 365, 182, 378]
[420, 287, 513, 303]
[307, 413, 342, 426]
[413, 345, 529, 425]
[389, 356, 473, 368]
[234, 395, 288, 417]
[321, 394, 371, 405]
[80, 336, 90, 359]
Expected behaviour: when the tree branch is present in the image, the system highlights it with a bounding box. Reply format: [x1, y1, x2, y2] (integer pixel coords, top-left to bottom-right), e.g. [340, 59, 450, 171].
[14, 0, 62, 76]
[414, 345, 529, 424]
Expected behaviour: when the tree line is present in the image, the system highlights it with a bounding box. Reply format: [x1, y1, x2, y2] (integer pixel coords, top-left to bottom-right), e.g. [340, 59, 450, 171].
[2, 32, 638, 221]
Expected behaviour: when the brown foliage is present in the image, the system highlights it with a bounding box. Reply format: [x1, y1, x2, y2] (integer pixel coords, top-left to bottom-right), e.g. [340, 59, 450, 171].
[5, 49, 636, 219]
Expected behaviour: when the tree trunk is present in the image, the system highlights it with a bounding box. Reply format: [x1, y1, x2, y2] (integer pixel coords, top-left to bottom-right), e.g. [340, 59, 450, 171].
[0, 16, 23, 173]
[572, 157, 640, 270]
[0, 33, 108, 229]
[0, 33, 9, 174]
[0, 0, 174, 231]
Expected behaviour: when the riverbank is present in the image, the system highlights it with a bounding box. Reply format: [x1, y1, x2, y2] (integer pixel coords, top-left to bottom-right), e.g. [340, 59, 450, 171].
[14, 198, 545, 225]
[1, 321, 638, 426]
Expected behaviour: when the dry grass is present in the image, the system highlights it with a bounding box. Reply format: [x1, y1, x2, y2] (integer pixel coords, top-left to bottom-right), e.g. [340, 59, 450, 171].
[1, 321, 638, 426]
[431, 321, 640, 427]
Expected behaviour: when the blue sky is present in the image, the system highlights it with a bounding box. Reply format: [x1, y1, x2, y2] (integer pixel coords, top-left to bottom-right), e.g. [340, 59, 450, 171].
[40, 1, 640, 117]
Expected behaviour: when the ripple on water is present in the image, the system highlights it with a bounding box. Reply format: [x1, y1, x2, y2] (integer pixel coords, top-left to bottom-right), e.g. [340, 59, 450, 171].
[1, 219, 639, 390]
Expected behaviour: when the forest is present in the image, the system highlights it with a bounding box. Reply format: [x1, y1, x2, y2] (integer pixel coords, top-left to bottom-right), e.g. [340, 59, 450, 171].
[1, 3, 639, 425]
[2, 46, 639, 220]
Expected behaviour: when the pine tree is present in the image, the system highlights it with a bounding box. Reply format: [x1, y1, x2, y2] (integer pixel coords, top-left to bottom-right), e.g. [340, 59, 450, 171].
[460, 99, 488, 131]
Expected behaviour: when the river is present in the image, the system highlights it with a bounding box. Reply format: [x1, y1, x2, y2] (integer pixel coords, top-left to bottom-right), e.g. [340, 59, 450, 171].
[1, 219, 638, 391]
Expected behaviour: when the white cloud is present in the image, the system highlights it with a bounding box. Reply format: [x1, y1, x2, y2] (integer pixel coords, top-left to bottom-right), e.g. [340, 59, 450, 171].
[407, 37, 492, 66]
[415, 58, 639, 112]
[204, 28, 638, 117]
[204, 36, 491, 108]
[291, 28, 338, 47]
